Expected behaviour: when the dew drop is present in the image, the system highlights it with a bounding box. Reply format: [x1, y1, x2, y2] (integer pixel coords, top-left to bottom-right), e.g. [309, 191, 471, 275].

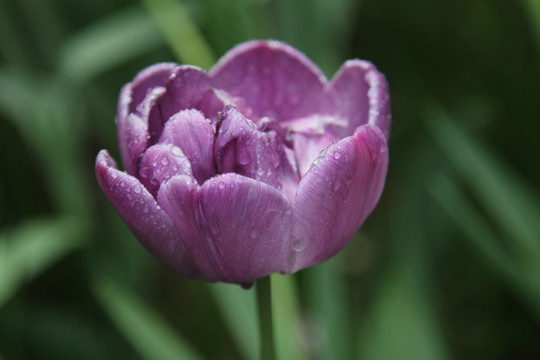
[292, 238, 306, 252]
[111, 172, 118, 179]
[134, 185, 141, 194]
[218, 182, 226, 190]
[161, 156, 169, 166]
[143, 204, 149, 213]
[170, 147, 183, 157]
[152, 161, 158, 167]
[140, 167, 149, 178]
[256, 168, 264, 177]
[333, 151, 342, 160]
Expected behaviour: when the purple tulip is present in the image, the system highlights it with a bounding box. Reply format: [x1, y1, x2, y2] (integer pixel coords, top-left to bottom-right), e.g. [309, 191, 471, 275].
[96, 40, 390, 284]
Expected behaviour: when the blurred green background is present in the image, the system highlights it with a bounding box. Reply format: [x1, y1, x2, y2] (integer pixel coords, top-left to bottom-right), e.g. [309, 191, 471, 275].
[1, 0, 539, 359]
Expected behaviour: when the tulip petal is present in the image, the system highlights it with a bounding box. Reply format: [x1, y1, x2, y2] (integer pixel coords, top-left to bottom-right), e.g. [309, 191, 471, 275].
[119, 113, 149, 176]
[286, 114, 348, 176]
[95, 150, 202, 278]
[328, 60, 391, 138]
[117, 64, 177, 174]
[147, 66, 223, 143]
[159, 109, 216, 184]
[210, 40, 327, 122]
[117, 63, 178, 125]
[214, 106, 299, 202]
[138, 144, 193, 197]
[289, 125, 388, 272]
[158, 173, 293, 283]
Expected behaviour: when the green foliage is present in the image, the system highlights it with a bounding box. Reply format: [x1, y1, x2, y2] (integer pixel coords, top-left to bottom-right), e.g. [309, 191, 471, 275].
[0, 0, 539, 358]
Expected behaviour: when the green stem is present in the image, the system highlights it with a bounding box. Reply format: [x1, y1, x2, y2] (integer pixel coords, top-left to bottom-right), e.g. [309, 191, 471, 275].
[257, 276, 276, 360]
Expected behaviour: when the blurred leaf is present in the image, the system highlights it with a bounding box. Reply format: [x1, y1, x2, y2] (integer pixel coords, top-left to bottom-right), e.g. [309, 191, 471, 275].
[141, 0, 215, 68]
[93, 275, 202, 360]
[271, 274, 307, 360]
[0, 217, 84, 308]
[60, 6, 164, 83]
[0, 71, 90, 214]
[208, 282, 259, 360]
[427, 111, 540, 252]
[18, 0, 63, 66]
[430, 173, 540, 315]
[360, 265, 450, 360]
[0, 1, 33, 69]
[524, 0, 540, 48]
[305, 259, 351, 360]
[429, 174, 520, 278]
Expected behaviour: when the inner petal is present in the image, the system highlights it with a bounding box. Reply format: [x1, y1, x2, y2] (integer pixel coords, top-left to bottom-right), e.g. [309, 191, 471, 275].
[285, 114, 346, 176]
[146, 66, 224, 144]
[139, 143, 193, 197]
[214, 106, 299, 203]
[159, 109, 216, 185]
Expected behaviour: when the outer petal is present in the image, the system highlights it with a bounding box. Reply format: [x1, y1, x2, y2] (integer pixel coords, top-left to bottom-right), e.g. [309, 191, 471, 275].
[288, 125, 388, 272]
[118, 87, 165, 176]
[147, 66, 223, 143]
[158, 173, 293, 283]
[138, 144, 193, 197]
[117, 64, 177, 173]
[210, 40, 327, 121]
[95, 150, 202, 279]
[117, 63, 178, 126]
[159, 109, 216, 184]
[214, 106, 299, 202]
[327, 60, 391, 138]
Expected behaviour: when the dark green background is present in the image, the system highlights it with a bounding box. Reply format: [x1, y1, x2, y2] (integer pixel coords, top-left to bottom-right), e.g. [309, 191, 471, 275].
[1, 0, 539, 359]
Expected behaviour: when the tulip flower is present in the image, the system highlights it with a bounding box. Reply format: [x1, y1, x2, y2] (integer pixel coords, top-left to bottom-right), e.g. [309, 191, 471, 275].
[96, 40, 390, 285]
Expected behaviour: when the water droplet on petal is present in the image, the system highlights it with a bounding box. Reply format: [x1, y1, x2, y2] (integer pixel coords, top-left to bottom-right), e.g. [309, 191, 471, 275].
[110, 172, 118, 179]
[143, 204, 149, 213]
[140, 167, 149, 178]
[161, 156, 169, 166]
[333, 151, 341, 160]
[170, 147, 183, 157]
[292, 238, 306, 252]
[218, 182, 226, 190]
[134, 185, 141, 193]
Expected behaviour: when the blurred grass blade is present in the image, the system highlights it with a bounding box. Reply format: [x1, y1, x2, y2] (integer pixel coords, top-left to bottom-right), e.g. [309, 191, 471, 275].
[60, 6, 164, 83]
[0, 217, 84, 308]
[271, 274, 306, 360]
[0, 1, 33, 69]
[523, 0, 540, 47]
[429, 173, 520, 278]
[430, 173, 540, 315]
[93, 275, 202, 360]
[428, 111, 540, 251]
[208, 283, 258, 360]
[360, 266, 450, 360]
[141, 0, 215, 68]
[305, 259, 351, 360]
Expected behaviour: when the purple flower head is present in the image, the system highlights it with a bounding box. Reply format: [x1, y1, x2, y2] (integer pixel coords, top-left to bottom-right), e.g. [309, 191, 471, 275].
[96, 40, 390, 284]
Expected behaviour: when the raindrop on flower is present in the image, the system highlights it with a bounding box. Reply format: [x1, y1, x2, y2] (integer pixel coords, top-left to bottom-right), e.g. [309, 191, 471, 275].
[170, 147, 183, 157]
